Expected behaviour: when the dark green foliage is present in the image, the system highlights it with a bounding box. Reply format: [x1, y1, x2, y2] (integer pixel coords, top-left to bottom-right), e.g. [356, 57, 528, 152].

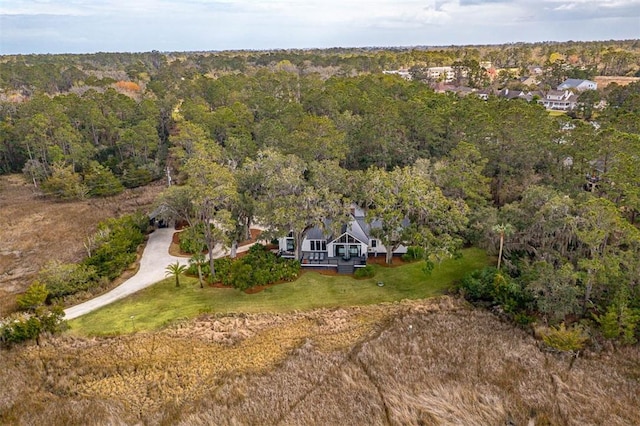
[211, 244, 300, 290]
[179, 224, 206, 255]
[457, 267, 531, 314]
[121, 165, 155, 188]
[354, 265, 376, 278]
[457, 267, 499, 302]
[229, 262, 255, 291]
[36, 262, 99, 300]
[212, 257, 232, 282]
[401, 246, 425, 262]
[83, 213, 146, 280]
[0, 305, 66, 346]
[83, 162, 124, 197]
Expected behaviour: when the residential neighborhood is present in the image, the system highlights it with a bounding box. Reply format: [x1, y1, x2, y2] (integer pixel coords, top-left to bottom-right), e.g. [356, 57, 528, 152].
[385, 63, 609, 111]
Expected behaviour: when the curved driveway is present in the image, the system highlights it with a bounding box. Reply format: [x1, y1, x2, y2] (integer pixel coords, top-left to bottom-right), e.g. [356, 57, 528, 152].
[64, 228, 190, 320]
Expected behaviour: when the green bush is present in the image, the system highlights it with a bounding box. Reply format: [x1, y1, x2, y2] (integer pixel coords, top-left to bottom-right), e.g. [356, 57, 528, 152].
[179, 224, 206, 255]
[41, 162, 88, 200]
[16, 282, 48, 311]
[212, 244, 300, 290]
[541, 323, 588, 353]
[1, 314, 41, 344]
[0, 305, 66, 346]
[354, 265, 375, 278]
[37, 262, 99, 300]
[596, 302, 640, 345]
[229, 262, 254, 291]
[83, 213, 146, 280]
[83, 161, 124, 197]
[402, 246, 425, 262]
[457, 266, 497, 302]
[121, 165, 154, 188]
[458, 267, 532, 316]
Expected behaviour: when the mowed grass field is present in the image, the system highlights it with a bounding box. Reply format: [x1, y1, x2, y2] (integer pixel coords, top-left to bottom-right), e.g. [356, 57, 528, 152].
[69, 248, 488, 335]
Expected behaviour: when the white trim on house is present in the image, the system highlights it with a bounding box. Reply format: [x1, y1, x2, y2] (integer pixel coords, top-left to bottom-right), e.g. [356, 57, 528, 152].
[277, 207, 409, 262]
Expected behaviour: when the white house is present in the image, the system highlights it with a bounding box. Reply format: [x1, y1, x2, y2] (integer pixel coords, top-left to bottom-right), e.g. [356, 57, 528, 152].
[557, 79, 597, 91]
[539, 90, 579, 110]
[383, 69, 412, 80]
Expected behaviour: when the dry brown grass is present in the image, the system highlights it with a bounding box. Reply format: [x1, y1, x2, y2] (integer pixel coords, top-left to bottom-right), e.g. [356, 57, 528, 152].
[0, 175, 163, 315]
[593, 76, 640, 87]
[1, 297, 638, 425]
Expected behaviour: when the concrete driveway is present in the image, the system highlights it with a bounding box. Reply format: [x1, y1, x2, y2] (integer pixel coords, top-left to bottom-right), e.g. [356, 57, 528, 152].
[64, 228, 189, 320]
[64, 227, 265, 320]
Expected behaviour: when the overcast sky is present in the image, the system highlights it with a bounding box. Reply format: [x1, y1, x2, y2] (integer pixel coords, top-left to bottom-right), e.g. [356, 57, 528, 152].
[1, 0, 639, 54]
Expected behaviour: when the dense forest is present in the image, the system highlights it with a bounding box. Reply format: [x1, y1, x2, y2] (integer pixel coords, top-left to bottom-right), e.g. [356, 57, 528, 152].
[1, 39, 639, 346]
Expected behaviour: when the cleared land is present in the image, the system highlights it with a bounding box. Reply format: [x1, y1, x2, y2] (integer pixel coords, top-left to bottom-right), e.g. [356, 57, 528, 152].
[0, 175, 163, 315]
[2, 297, 639, 425]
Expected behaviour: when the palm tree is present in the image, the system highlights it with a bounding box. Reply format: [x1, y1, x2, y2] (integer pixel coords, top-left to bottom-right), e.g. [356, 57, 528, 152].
[165, 261, 187, 287]
[492, 223, 514, 270]
[189, 253, 206, 288]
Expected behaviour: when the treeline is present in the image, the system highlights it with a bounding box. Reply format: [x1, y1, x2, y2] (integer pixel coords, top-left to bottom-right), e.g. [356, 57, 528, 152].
[1, 40, 639, 95]
[0, 88, 171, 191]
[1, 43, 639, 345]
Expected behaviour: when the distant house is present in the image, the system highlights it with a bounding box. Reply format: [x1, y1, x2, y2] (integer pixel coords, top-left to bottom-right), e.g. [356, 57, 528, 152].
[383, 69, 412, 80]
[539, 90, 579, 110]
[425, 66, 458, 83]
[519, 75, 539, 87]
[451, 86, 475, 97]
[498, 88, 532, 101]
[278, 205, 407, 274]
[557, 79, 597, 91]
[528, 65, 544, 75]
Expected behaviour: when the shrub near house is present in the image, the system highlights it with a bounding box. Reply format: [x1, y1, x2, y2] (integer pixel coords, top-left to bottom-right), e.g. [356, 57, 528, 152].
[187, 244, 300, 291]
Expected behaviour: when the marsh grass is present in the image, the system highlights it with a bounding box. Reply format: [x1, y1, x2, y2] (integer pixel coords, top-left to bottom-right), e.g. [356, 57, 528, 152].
[3, 297, 638, 425]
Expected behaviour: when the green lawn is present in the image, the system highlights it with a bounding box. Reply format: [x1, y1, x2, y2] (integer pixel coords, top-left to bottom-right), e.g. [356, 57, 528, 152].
[68, 248, 488, 336]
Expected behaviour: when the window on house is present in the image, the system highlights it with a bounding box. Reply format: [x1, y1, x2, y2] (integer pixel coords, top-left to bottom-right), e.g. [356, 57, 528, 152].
[310, 240, 327, 251]
[337, 234, 357, 244]
[371, 240, 377, 248]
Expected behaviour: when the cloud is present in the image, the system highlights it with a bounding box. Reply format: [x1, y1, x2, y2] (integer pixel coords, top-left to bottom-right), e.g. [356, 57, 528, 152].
[1, 0, 639, 54]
